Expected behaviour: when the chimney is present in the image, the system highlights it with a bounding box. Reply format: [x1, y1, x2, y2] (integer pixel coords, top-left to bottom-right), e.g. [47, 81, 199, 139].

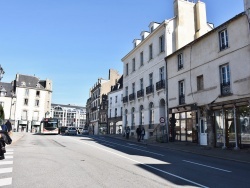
[245, 0, 250, 20]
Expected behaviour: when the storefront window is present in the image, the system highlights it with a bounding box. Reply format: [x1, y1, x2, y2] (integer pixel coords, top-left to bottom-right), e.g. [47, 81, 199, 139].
[238, 106, 250, 145]
[215, 110, 224, 145]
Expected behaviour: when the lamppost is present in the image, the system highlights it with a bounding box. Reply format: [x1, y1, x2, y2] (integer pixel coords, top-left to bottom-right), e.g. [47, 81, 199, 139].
[0, 65, 5, 81]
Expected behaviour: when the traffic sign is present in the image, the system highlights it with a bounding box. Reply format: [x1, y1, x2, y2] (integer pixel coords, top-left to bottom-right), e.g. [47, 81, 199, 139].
[160, 117, 165, 123]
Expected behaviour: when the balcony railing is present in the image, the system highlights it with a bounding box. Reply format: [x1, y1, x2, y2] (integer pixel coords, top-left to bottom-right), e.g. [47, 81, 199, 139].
[146, 85, 154, 95]
[179, 94, 185, 105]
[129, 93, 135, 101]
[137, 89, 144, 98]
[156, 80, 165, 91]
[123, 96, 128, 103]
[221, 81, 231, 96]
[91, 106, 97, 112]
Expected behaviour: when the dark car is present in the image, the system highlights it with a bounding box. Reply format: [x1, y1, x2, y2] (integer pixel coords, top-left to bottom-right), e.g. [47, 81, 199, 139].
[59, 126, 68, 134]
[65, 127, 77, 136]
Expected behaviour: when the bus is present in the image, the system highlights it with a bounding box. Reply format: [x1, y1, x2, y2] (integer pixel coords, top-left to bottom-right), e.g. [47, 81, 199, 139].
[40, 118, 59, 134]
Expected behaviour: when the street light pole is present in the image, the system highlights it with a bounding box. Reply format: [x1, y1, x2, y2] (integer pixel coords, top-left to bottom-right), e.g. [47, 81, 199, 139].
[0, 65, 5, 81]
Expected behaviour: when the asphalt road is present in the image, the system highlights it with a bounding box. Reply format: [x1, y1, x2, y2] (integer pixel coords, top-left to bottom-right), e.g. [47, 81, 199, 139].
[7, 133, 250, 188]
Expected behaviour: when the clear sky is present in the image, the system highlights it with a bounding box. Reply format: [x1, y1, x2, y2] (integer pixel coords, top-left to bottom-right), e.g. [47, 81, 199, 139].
[0, 0, 244, 106]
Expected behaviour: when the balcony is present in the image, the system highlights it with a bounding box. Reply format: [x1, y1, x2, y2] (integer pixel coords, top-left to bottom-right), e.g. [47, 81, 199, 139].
[146, 85, 154, 95]
[91, 106, 97, 112]
[179, 94, 185, 105]
[123, 96, 128, 103]
[156, 80, 165, 91]
[129, 93, 136, 101]
[221, 82, 231, 96]
[137, 89, 144, 98]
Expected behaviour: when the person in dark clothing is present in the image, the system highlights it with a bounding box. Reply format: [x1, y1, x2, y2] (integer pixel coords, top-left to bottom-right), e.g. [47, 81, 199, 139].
[126, 126, 130, 139]
[141, 127, 145, 140]
[136, 126, 142, 142]
[5, 120, 12, 132]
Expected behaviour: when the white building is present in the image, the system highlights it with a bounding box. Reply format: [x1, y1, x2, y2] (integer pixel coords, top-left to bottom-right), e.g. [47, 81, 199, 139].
[166, 0, 250, 148]
[50, 103, 86, 128]
[107, 76, 123, 134]
[121, 0, 212, 140]
[7, 74, 52, 132]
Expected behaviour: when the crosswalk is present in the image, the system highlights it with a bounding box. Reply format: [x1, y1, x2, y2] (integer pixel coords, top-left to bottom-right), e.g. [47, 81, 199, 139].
[0, 148, 14, 187]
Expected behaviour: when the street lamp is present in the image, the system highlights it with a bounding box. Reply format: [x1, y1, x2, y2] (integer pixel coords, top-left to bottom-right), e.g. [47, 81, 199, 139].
[0, 65, 5, 81]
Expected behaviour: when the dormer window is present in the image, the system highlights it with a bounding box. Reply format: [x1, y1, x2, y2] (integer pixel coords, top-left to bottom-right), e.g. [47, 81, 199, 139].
[21, 82, 26, 86]
[151, 26, 154, 32]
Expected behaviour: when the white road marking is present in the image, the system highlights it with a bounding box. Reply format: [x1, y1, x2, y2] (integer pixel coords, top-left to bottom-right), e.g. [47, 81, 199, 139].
[72, 137, 208, 188]
[0, 168, 12, 174]
[5, 152, 13, 155]
[103, 143, 116, 147]
[0, 161, 13, 166]
[0, 178, 12, 186]
[127, 143, 147, 148]
[95, 138, 164, 156]
[183, 160, 232, 172]
[5, 156, 13, 159]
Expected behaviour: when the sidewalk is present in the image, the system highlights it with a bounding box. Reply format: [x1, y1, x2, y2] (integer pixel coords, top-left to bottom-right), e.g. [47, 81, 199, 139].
[104, 134, 250, 164]
[10, 132, 25, 144]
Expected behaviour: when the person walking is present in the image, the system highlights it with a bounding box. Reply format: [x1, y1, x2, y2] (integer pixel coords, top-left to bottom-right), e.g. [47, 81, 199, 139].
[136, 126, 142, 142]
[141, 127, 145, 141]
[126, 126, 130, 139]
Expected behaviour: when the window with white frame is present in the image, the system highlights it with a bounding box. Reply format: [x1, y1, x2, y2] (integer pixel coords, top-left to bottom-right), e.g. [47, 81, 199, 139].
[179, 80, 185, 104]
[126, 63, 129, 76]
[149, 73, 153, 86]
[115, 108, 117, 117]
[140, 78, 143, 90]
[149, 44, 153, 60]
[159, 35, 165, 53]
[132, 82, 135, 93]
[110, 109, 112, 118]
[125, 109, 128, 126]
[115, 96, 117, 103]
[220, 64, 231, 95]
[22, 110, 27, 120]
[178, 53, 183, 70]
[110, 97, 112, 105]
[132, 107, 135, 126]
[139, 105, 144, 125]
[132, 58, 135, 72]
[219, 29, 228, 50]
[35, 100, 39, 107]
[24, 98, 28, 106]
[36, 91, 40, 97]
[159, 67, 164, 80]
[125, 87, 128, 96]
[197, 75, 204, 91]
[140, 51, 144, 66]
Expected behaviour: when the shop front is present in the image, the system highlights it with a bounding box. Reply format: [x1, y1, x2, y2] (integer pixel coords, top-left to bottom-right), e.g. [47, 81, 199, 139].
[31, 120, 40, 133]
[17, 120, 29, 132]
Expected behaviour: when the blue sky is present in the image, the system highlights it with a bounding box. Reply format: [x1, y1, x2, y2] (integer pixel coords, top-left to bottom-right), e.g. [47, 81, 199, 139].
[0, 0, 244, 106]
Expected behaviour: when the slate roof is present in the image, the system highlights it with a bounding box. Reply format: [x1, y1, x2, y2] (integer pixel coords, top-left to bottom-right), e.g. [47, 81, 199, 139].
[15, 74, 45, 89]
[0, 82, 14, 97]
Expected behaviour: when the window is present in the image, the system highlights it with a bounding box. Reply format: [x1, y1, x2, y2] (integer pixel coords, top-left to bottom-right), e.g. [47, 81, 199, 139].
[150, 26, 154, 32]
[149, 73, 153, 86]
[140, 78, 143, 90]
[24, 99, 29, 106]
[140, 52, 144, 66]
[132, 108, 135, 126]
[179, 80, 185, 105]
[33, 111, 39, 121]
[159, 67, 164, 80]
[22, 110, 27, 120]
[139, 105, 144, 125]
[115, 96, 117, 103]
[149, 103, 154, 125]
[197, 75, 204, 91]
[25, 89, 29, 96]
[178, 53, 183, 70]
[219, 29, 228, 50]
[125, 87, 128, 96]
[110, 97, 112, 105]
[149, 44, 153, 60]
[126, 63, 129, 76]
[121, 107, 122, 116]
[220, 64, 231, 95]
[110, 109, 111, 118]
[132, 58, 135, 72]
[35, 100, 39, 107]
[125, 109, 128, 126]
[159, 35, 165, 53]
[36, 91, 40, 97]
[132, 83, 135, 93]
[115, 108, 117, 117]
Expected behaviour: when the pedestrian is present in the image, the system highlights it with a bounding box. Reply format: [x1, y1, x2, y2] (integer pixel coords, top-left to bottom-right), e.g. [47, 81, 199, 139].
[141, 127, 145, 140]
[136, 126, 142, 142]
[5, 120, 12, 136]
[126, 126, 130, 139]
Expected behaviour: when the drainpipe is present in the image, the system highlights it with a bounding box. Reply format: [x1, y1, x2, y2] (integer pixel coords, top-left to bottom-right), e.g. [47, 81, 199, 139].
[233, 105, 240, 150]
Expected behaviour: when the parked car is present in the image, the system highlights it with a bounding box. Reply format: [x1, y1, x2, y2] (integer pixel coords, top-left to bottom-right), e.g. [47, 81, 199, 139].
[59, 126, 68, 134]
[65, 127, 77, 135]
[82, 128, 89, 135]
